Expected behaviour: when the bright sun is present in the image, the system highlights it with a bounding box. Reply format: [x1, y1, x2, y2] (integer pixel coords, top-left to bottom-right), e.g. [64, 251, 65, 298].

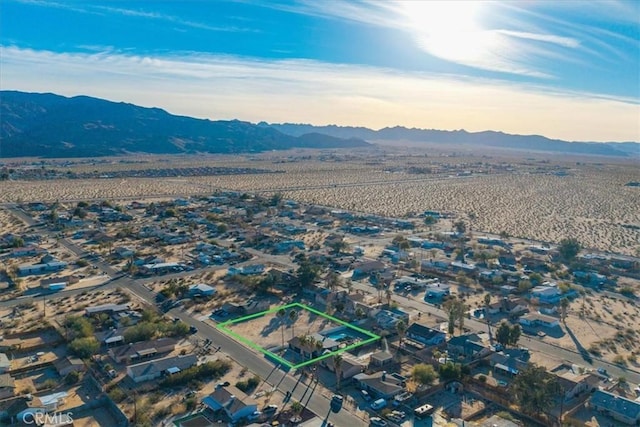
[399, 1, 493, 64]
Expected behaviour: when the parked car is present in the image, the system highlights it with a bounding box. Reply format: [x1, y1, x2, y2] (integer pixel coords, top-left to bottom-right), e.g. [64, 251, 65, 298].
[263, 404, 278, 414]
[370, 417, 388, 427]
[360, 389, 371, 401]
[330, 394, 344, 412]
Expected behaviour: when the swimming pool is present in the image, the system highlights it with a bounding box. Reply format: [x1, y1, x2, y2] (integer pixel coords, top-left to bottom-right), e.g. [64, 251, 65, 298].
[327, 332, 349, 342]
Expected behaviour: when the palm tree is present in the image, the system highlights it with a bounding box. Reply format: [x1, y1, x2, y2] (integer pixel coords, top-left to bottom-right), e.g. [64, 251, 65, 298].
[385, 288, 392, 306]
[326, 271, 341, 292]
[484, 293, 493, 342]
[560, 298, 569, 323]
[396, 320, 407, 357]
[288, 310, 298, 339]
[277, 308, 286, 347]
[333, 354, 343, 390]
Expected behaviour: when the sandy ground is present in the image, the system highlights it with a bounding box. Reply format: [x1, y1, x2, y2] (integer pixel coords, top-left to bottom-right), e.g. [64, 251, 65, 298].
[224, 306, 338, 350]
[2, 156, 638, 255]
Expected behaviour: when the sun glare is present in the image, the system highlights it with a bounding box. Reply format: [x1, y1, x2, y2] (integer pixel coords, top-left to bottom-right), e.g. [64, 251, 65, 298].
[399, 1, 495, 66]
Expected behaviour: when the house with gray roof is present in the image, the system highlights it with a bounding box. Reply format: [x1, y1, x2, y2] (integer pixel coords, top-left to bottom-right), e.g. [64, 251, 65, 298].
[589, 390, 640, 425]
[202, 385, 258, 423]
[126, 354, 197, 383]
[353, 371, 406, 399]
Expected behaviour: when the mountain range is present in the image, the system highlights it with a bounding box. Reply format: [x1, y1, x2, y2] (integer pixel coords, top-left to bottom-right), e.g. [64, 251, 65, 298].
[264, 123, 638, 157]
[0, 91, 369, 158]
[0, 91, 637, 158]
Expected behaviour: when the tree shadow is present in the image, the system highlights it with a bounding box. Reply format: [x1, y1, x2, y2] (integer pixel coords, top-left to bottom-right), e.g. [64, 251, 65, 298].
[260, 316, 282, 337]
[564, 323, 593, 364]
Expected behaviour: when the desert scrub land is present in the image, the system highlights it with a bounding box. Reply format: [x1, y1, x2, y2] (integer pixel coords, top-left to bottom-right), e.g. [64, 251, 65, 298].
[2, 155, 638, 255]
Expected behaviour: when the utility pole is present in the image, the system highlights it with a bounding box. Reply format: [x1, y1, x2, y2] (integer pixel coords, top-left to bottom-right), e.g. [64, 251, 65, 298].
[42, 295, 46, 317]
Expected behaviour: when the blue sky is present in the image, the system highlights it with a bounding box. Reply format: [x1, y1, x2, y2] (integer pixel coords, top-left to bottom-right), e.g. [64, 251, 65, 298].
[1, 0, 639, 141]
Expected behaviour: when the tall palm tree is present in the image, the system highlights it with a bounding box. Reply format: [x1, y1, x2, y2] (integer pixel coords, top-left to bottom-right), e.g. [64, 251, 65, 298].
[277, 308, 286, 347]
[560, 298, 569, 323]
[385, 288, 393, 306]
[484, 293, 493, 343]
[396, 320, 407, 358]
[289, 310, 298, 339]
[333, 354, 343, 390]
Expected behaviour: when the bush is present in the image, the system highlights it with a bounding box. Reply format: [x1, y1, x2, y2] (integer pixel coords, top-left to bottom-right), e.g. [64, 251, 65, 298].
[160, 360, 231, 388]
[64, 371, 81, 385]
[108, 387, 127, 403]
[185, 397, 197, 411]
[412, 364, 438, 385]
[236, 375, 261, 393]
[68, 337, 99, 359]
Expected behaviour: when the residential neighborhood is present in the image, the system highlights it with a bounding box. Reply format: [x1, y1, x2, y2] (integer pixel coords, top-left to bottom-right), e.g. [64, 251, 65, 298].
[0, 191, 638, 427]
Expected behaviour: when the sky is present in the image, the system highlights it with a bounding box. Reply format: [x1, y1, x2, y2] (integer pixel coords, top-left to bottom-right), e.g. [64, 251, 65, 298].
[1, 0, 639, 142]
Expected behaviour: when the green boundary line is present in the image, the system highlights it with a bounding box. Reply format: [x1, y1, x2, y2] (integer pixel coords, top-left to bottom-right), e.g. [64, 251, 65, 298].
[216, 302, 381, 369]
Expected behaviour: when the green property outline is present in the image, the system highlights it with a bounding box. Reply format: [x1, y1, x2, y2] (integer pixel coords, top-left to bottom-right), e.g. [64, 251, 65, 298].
[216, 302, 381, 369]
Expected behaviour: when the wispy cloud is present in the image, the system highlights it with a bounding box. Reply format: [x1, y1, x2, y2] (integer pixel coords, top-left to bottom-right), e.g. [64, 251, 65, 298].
[94, 5, 257, 33]
[1, 46, 637, 142]
[12, 0, 256, 33]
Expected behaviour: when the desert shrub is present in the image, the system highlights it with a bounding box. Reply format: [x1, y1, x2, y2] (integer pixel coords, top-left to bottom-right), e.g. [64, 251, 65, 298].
[64, 371, 81, 385]
[108, 387, 126, 403]
[160, 360, 231, 388]
[236, 374, 261, 393]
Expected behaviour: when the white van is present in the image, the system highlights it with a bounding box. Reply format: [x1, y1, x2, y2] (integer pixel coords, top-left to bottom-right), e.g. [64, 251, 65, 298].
[371, 398, 387, 411]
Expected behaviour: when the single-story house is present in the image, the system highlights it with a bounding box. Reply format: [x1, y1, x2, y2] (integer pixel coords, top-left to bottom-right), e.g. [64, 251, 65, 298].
[322, 353, 366, 380]
[141, 262, 183, 275]
[126, 354, 197, 383]
[0, 374, 15, 400]
[289, 334, 339, 359]
[109, 338, 177, 364]
[17, 261, 68, 276]
[188, 283, 216, 298]
[352, 260, 386, 279]
[10, 246, 43, 258]
[85, 303, 130, 316]
[531, 285, 562, 304]
[274, 240, 305, 253]
[0, 353, 10, 373]
[487, 353, 528, 377]
[375, 309, 410, 329]
[354, 371, 406, 399]
[405, 323, 446, 346]
[447, 334, 490, 360]
[202, 385, 258, 423]
[518, 312, 560, 329]
[54, 357, 86, 377]
[550, 364, 600, 401]
[114, 247, 135, 259]
[424, 283, 451, 300]
[589, 390, 640, 425]
[369, 351, 393, 368]
[451, 261, 477, 273]
[40, 275, 79, 291]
